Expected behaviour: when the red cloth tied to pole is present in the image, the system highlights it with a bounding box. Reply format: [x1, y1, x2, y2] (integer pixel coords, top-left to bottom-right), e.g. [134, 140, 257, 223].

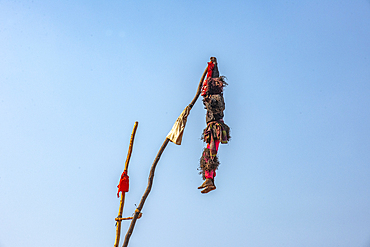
[201, 62, 216, 96]
[206, 61, 215, 78]
[117, 171, 129, 197]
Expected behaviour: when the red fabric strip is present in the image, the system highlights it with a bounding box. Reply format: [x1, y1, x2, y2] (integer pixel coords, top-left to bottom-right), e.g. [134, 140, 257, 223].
[117, 171, 129, 197]
[201, 62, 216, 96]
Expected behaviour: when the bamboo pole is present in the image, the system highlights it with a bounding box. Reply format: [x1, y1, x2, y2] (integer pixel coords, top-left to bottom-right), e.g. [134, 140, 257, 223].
[121, 66, 208, 247]
[114, 121, 138, 247]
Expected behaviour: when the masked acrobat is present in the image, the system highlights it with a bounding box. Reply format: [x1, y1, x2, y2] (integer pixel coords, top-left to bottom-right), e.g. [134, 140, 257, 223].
[198, 57, 230, 194]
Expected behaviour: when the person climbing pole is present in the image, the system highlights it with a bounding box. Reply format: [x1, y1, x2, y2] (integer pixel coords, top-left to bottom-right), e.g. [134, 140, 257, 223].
[197, 57, 231, 194]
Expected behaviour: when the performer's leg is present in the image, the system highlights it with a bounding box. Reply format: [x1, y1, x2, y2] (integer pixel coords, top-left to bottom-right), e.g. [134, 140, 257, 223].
[198, 159, 217, 193]
[205, 169, 216, 179]
[198, 141, 220, 193]
[207, 140, 220, 157]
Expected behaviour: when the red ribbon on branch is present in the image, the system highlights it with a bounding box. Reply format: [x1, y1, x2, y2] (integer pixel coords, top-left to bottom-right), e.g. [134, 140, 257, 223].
[206, 61, 215, 78]
[201, 62, 215, 96]
[117, 171, 129, 197]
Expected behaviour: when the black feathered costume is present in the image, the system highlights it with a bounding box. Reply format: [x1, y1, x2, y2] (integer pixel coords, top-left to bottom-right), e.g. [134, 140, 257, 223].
[198, 57, 230, 193]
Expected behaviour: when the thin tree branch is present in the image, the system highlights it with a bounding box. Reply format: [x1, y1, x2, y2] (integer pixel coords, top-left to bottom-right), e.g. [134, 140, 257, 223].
[188, 67, 207, 109]
[122, 138, 169, 247]
[114, 122, 138, 247]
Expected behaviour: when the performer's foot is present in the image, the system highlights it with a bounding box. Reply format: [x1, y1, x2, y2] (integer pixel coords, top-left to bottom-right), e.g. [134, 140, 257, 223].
[201, 184, 216, 194]
[198, 178, 216, 194]
[198, 178, 213, 189]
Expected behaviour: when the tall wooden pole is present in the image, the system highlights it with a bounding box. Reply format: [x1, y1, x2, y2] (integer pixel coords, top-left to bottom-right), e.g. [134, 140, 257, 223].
[114, 121, 138, 247]
[121, 67, 208, 247]
[188, 67, 208, 109]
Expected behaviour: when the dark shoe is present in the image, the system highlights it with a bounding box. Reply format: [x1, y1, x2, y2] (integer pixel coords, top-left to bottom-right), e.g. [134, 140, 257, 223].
[198, 178, 213, 189]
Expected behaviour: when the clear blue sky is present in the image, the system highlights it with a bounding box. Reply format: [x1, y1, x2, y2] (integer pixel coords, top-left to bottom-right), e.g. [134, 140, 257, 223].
[1, 1, 370, 246]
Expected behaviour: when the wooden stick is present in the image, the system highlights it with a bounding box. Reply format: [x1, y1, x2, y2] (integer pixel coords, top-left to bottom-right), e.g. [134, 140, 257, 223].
[122, 138, 169, 247]
[121, 66, 208, 247]
[114, 121, 138, 247]
[115, 213, 143, 221]
[124, 122, 139, 172]
[188, 67, 208, 109]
